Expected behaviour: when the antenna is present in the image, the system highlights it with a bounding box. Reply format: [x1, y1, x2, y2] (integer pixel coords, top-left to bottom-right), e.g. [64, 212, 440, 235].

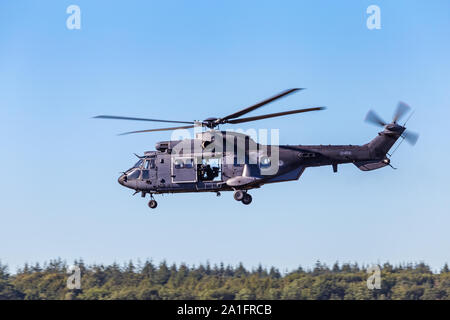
[389, 136, 405, 157]
[403, 109, 415, 126]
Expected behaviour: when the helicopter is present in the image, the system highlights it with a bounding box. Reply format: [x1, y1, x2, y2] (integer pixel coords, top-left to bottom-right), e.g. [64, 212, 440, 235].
[95, 88, 418, 209]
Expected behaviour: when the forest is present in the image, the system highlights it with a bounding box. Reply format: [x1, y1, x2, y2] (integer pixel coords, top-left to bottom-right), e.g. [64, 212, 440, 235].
[1, 259, 450, 300]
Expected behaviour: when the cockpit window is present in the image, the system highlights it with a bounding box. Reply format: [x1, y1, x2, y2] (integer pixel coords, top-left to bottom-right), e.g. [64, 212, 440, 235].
[141, 170, 150, 180]
[127, 169, 141, 180]
[133, 159, 143, 168]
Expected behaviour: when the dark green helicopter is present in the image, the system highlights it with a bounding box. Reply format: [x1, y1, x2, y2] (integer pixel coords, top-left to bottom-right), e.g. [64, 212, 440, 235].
[95, 88, 418, 209]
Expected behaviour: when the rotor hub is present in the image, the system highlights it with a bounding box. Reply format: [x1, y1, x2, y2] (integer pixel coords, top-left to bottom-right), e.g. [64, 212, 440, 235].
[203, 117, 220, 128]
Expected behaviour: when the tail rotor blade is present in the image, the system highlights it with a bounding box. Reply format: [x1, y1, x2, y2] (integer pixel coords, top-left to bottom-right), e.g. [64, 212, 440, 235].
[393, 101, 411, 123]
[365, 110, 386, 127]
[403, 130, 419, 145]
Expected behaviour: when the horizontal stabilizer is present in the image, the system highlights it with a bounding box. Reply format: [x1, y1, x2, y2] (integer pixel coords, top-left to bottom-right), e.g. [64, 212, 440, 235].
[353, 160, 389, 171]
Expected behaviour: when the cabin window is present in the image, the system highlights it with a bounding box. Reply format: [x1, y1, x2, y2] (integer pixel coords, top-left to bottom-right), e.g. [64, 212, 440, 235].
[174, 157, 194, 169]
[184, 158, 194, 169]
[174, 159, 184, 169]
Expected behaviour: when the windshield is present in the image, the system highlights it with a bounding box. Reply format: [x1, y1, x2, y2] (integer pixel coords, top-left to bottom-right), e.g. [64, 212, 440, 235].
[133, 159, 143, 168]
[127, 169, 141, 180]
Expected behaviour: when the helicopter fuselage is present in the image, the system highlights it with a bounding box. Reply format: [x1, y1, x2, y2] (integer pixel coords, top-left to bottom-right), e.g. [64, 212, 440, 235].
[117, 128, 401, 198]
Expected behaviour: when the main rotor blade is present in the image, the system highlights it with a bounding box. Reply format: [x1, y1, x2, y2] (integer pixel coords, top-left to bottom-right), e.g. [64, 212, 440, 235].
[94, 115, 194, 125]
[365, 110, 387, 127]
[220, 88, 303, 122]
[226, 107, 325, 124]
[119, 125, 196, 135]
[403, 130, 419, 145]
[393, 101, 411, 123]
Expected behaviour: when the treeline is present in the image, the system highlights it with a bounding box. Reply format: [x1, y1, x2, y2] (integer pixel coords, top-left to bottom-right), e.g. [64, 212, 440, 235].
[1, 259, 450, 300]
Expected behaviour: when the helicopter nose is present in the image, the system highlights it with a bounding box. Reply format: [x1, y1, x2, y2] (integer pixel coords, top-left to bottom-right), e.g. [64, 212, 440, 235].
[118, 174, 127, 186]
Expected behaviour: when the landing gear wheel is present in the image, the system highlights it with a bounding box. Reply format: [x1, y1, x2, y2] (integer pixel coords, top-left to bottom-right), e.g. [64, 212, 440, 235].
[242, 193, 252, 205]
[148, 199, 158, 209]
[234, 190, 245, 201]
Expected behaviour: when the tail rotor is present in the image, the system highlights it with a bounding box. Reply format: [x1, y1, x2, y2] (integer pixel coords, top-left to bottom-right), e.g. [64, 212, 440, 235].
[365, 101, 419, 146]
[393, 101, 411, 124]
[365, 110, 387, 127]
[402, 130, 419, 146]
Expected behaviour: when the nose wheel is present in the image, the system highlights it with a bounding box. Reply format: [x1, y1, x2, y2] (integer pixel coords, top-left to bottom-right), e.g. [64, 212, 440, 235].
[233, 190, 253, 205]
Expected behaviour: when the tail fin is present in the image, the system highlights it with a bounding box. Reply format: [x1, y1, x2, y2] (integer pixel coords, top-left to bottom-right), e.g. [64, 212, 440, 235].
[366, 124, 405, 159]
[353, 124, 405, 171]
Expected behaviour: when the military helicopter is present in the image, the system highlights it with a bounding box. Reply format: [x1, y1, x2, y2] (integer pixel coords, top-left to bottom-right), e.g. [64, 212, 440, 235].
[95, 88, 418, 209]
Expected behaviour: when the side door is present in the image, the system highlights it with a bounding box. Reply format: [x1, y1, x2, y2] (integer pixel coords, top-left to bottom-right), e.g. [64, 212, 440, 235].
[171, 156, 197, 183]
[141, 158, 157, 185]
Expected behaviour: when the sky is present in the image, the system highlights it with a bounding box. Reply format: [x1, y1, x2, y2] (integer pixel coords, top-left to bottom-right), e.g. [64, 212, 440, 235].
[1, 0, 449, 273]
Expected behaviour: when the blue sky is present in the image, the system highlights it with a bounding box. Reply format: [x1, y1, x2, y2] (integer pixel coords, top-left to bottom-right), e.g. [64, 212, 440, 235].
[1, 0, 449, 272]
